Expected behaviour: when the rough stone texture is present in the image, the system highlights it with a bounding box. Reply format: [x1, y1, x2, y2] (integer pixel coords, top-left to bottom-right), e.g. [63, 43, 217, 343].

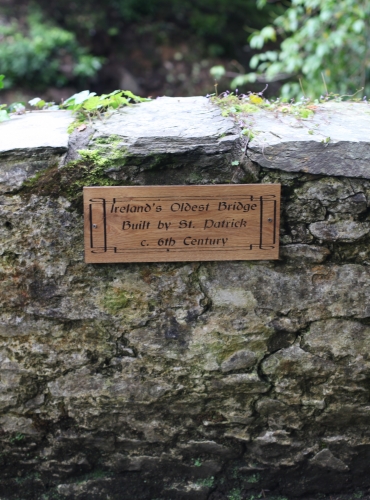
[248, 101, 370, 178]
[0, 111, 72, 193]
[1, 98, 370, 499]
[73, 96, 244, 186]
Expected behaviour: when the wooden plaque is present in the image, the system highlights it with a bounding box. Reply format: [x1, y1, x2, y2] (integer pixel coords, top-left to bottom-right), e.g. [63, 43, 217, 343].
[84, 184, 280, 263]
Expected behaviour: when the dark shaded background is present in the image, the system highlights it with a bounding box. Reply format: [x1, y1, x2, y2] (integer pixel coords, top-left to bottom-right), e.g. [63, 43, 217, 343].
[0, 0, 285, 102]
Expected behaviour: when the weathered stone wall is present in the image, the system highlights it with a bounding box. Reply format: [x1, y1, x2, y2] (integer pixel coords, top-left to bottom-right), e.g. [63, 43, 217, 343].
[1, 98, 370, 500]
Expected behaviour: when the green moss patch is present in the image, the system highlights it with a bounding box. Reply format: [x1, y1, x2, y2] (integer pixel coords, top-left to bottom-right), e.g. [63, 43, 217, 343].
[20, 135, 129, 212]
[102, 287, 137, 314]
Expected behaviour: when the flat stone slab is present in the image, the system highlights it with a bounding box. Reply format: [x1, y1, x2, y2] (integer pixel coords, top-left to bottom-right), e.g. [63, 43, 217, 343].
[0, 110, 72, 154]
[85, 96, 243, 185]
[247, 102, 370, 179]
[94, 96, 238, 151]
[1, 98, 370, 194]
[0, 110, 72, 193]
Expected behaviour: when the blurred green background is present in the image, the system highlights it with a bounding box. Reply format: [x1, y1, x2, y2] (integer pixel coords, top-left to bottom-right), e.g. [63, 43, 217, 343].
[0, 0, 369, 102]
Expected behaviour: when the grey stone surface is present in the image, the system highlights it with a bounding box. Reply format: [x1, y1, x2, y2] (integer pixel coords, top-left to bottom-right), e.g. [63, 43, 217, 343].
[279, 244, 330, 262]
[0, 111, 72, 193]
[310, 449, 348, 471]
[248, 102, 370, 178]
[220, 350, 257, 372]
[309, 220, 370, 241]
[95, 96, 236, 145]
[84, 96, 244, 185]
[1, 99, 370, 498]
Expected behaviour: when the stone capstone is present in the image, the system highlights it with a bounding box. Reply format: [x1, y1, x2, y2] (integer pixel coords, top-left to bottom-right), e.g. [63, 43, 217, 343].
[0, 111, 72, 193]
[248, 102, 370, 178]
[1, 98, 370, 499]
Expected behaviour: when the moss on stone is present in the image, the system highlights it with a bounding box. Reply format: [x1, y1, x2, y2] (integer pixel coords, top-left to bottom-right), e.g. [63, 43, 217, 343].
[103, 288, 132, 313]
[64, 137, 128, 194]
[19, 135, 129, 211]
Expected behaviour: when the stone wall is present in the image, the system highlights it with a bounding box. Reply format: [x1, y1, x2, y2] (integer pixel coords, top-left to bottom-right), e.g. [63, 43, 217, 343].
[1, 97, 370, 500]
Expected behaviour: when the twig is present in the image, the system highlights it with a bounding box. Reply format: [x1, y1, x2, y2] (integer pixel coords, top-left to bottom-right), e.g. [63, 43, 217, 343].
[339, 87, 364, 99]
[299, 77, 306, 97]
[321, 72, 328, 94]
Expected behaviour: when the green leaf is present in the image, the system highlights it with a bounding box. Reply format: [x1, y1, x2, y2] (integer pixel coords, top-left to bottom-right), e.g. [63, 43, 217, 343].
[65, 90, 96, 106]
[82, 96, 103, 111]
[29, 97, 46, 108]
[63, 88, 145, 131]
[299, 108, 314, 118]
[29, 97, 42, 106]
[223, 0, 370, 98]
[8, 102, 26, 113]
[0, 110, 10, 122]
[210, 65, 226, 80]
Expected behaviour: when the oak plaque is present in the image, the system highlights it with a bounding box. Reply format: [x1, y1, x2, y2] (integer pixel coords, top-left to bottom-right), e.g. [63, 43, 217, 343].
[84, 184, 280, 263]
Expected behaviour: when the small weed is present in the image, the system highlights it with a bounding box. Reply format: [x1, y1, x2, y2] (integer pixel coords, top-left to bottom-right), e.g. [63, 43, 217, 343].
[9, 433, 25, 443]
[242, 128, 255, 140]
[321, 136, 331, 146]
[210, 90, 357, 146]
[247, 473, 260, 483]
[197, 476, 214, 487]
[353, 492, 364, 499]
[194, 458, 202, 467]
[231, 466, 239, 479]
[62, 89, 149, 130]
[0, 76, 26, 121]
[1, 75, 149, 131]
[211, 91, 315, 122]
[228, 488, 242, 500]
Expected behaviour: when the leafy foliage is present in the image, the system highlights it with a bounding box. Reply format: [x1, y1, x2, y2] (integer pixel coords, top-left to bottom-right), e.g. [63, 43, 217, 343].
[61, 89, 149, 130]
[197, 476, 215, 487]
[227, 488, 242, 500]
[29, 0, 276, 59]
[1, 0, 282, 96]
[1, 79, 147, 128]
[226, 0, 370, 97]
[0, 8, 102, 89]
